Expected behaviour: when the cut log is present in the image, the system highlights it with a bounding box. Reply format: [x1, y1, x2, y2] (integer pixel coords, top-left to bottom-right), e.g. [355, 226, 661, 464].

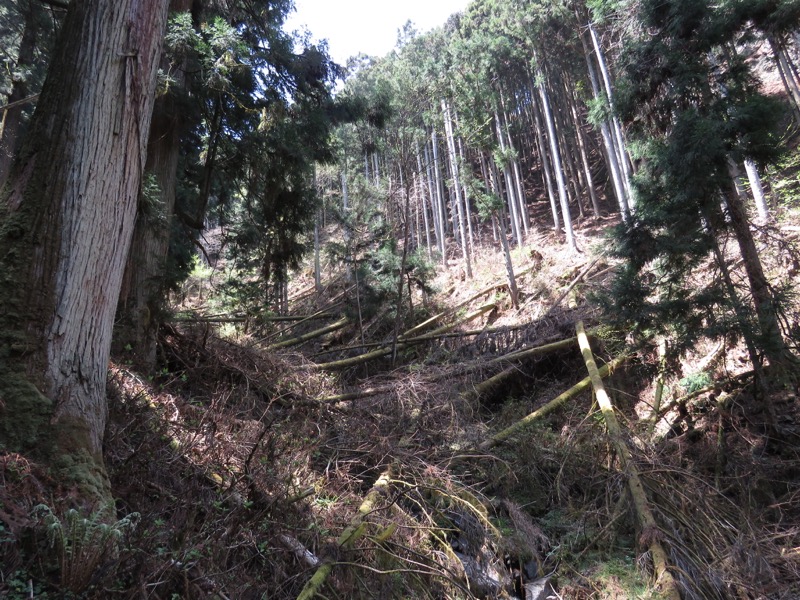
[311, 303, 496, 371]
[295, 465, 394, 600]
[576, 322, 680, 600]
[478, 354, 627, 450]
[267, 317, 349, 350]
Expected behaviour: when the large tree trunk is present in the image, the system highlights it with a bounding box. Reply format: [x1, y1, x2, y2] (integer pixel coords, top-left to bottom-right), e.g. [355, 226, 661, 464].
[0, 0, 170, 504]
[116, 0, 193, 369]
[116, 88, 182, 368]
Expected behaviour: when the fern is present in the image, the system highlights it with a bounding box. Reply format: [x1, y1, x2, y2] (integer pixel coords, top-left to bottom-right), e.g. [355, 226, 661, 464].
[33, 504, 139, 593]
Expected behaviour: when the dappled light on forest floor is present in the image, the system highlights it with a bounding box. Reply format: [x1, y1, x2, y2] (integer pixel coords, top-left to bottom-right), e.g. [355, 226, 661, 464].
[3, 0, 800, 597]
[85, 211, 800, 597]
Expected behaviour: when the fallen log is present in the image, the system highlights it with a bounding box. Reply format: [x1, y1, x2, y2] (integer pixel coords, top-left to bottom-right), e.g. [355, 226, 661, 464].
[576, 322, 680, 600]
[311, 303, 496, 371]
[267, 317, 349, 351]
[173, 316, 248, 324]
[542, 259, 599, 318]
[279, 534, 320, 569]
[263, 314, 337, 322]
[478, 354, 627, 450]
[317, 385, 395, 404]
[296, 465, 394, 600]
[312, 323, 537, 358]
[464, 337, 579, 402]
[482, 336, 577, 369]
[173, 313, 336, 324]
[400, 265, 534, 340]
[260, 301, 345, 344]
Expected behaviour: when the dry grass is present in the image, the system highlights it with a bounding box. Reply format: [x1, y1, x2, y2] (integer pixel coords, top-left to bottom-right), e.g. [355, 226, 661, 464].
[4, 211, 800, 599]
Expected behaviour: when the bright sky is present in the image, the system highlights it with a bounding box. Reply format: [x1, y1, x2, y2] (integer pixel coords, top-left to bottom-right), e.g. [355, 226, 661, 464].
[284, 0, 472, 66]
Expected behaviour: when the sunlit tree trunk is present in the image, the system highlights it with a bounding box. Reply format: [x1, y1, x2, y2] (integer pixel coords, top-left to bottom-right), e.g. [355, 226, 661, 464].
[423, 139, 445, 261]
[442, 98, 472, 277]
[495, 110, 522, 247]
[457, 136, 476, 253]
[0, 0, 170, 504]
[530, 86, 561, 231]
[578, 23, 630, 219]
[536, 59, 576, 251]
[430, 129, 448, 265]
[499, 91, 530, 236]
[589, 22, 633, 202]
[415, 144, 433, 257]
[495, 210, 519, 309]
[571, 94, 601, 217]
[743, 158, 769, 223]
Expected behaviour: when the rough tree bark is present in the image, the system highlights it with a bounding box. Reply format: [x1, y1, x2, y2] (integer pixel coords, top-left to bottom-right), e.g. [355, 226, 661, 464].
[0, 0, 170, 505]
[116, 0, 194, 370]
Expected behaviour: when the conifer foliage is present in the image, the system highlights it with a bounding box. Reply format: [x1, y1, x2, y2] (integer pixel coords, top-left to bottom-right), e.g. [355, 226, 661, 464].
[608, 0, 797, 369]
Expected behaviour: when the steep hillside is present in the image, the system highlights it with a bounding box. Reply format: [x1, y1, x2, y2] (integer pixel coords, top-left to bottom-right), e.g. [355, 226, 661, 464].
[4, 207, 798, 599]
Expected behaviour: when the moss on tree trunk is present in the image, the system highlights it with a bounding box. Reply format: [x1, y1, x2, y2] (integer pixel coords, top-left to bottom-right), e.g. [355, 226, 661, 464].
[0, 0, 170, 507]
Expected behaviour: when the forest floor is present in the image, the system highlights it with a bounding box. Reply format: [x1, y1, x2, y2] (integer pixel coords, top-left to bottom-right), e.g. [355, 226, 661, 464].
[3, 198, 800, 599]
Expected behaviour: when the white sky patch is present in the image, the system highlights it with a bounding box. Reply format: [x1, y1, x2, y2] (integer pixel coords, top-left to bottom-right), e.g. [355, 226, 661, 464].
[284, 0, 472, 66]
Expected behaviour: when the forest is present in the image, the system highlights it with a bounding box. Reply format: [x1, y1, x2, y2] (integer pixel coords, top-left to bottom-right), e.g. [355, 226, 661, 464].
[1, 0, 800, 598]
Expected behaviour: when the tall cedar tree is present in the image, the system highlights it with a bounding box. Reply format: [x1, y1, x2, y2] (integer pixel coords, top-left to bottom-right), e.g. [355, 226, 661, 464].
[117, 2, 346, 364]
[0, 0, 170, 505]
[609, 0, 796, 373]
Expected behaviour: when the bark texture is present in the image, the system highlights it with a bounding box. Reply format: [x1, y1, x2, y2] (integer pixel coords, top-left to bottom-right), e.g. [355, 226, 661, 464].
[116, 0, 194, 368]
[117, 93, 182, 365]
[0, 0, 170, 503]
